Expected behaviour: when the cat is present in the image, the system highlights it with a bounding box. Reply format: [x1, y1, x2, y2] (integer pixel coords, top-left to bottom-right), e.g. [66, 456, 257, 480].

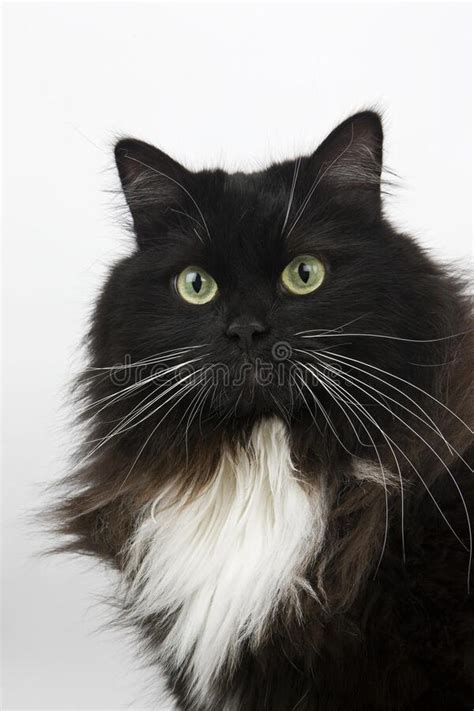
[52, 111, 474, 710]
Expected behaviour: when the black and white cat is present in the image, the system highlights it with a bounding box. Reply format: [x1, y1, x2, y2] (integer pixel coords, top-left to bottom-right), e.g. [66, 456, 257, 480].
[53, 112, 474, 709]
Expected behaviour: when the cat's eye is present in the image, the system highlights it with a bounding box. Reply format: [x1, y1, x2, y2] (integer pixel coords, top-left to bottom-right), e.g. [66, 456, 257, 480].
[280, 255, 325, 295]
[175, 266, 218, 305]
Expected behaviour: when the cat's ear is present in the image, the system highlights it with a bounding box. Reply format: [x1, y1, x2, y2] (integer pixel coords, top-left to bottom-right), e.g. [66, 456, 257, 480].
[115, 138, 191, 240]
[311, 111, 384, 220]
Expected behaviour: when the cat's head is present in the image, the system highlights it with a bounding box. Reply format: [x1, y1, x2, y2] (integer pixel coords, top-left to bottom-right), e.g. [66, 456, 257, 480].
[87, 111, 461, 452]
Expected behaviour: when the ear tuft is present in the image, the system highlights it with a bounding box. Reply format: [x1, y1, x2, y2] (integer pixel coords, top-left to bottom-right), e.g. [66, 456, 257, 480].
[319, 111, 382, 183]
[115, 138, 148, 187]
[114, 138, 189, 223]
[311, 111, 384, 220]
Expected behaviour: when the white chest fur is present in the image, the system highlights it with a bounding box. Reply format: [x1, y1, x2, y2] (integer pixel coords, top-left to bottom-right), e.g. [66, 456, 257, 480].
[125, 418, 326, 703]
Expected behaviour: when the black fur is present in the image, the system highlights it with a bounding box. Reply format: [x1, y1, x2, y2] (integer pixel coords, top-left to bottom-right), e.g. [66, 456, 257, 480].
[52, 111, 473, 709]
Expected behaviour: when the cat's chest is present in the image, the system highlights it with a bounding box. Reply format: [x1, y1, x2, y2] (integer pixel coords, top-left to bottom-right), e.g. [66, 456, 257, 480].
[126, 418, 327, 703]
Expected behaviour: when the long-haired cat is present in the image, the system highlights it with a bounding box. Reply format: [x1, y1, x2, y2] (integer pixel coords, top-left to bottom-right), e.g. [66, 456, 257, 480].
[52, 112, 474, 710]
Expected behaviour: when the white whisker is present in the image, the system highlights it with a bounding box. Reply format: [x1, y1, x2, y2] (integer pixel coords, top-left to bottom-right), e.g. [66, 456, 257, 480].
[313, 362, 406, 563]
[323, 369, 466, 557]
[84, 345, 207, 374]
[294, 361, 354, 457]
[113, 375, 207, 500]
[298, 329, 473, 346]
[79, 368, 206, 469]
[312, 352, 473, 444]
[298, 348, 467, 465]
[82, 356, 206, 415]
[315, 349, 474, 439]
[280, 157, 301, 235]
[315, 356, 472, 593]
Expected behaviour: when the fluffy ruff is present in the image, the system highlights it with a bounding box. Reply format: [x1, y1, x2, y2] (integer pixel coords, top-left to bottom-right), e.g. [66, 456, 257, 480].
[50, 110, 474, 709]
[124, 419, 327, 706]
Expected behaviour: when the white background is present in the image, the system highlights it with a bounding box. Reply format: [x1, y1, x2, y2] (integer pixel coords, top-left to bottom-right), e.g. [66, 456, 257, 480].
[3, 2, 472, 709]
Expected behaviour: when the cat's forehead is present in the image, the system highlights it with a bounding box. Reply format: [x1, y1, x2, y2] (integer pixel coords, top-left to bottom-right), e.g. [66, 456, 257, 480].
[197, 170, 287, 251]
[208, 169, 282, 212]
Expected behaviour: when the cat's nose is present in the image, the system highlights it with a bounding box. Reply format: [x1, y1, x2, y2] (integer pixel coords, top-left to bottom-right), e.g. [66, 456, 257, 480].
[226, 317, 269, 349]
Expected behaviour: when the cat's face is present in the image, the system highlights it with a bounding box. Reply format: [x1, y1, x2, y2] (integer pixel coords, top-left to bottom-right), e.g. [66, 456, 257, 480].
[90, 112, 436, 431]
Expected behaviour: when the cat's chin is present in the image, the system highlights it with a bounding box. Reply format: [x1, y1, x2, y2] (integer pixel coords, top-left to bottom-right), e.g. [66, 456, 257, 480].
[201, 357, 298, 419]
[228, 396, 275, 419]
[208, 385, 289, 420]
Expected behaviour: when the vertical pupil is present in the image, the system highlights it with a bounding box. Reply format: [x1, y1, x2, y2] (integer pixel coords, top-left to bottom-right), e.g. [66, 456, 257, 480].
[192, 272, 202, 293]
[298, 263, 310, 283]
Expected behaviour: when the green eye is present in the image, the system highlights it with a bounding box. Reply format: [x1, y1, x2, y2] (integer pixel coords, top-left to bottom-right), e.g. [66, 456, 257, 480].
[281, 255, 325, 295]
[176, 266, 218, 305]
